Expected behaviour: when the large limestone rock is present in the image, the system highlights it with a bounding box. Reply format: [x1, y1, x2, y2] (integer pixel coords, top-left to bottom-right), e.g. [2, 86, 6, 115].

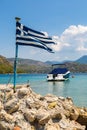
[0, 110, 14, 123]
[77, 108, 87, 125]
[58, 118, 85, 130]
[45, 120, 60, 130]
[36, 108, 50, 125]
[70, 107, 79, 120]
[24, 108, 36, 123]
[0, 121, 14, 130]
[17, 87, 30, 99]
[4, 98, 19, 114]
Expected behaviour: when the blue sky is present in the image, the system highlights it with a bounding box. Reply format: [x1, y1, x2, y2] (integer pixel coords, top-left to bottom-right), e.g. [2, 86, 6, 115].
[1, 0, 87, 62]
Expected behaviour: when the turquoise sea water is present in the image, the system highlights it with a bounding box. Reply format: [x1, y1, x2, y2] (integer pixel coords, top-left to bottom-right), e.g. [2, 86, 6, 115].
[0, 73, 87, 107]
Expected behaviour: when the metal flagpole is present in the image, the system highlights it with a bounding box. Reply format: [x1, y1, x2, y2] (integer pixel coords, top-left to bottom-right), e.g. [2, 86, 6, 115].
[13, 17, 21, 92]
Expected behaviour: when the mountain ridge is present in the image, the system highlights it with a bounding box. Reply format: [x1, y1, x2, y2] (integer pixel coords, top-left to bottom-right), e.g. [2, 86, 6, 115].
[1, 55, 87, 73]
[75, 55, 87, 64]
[45, 55, 87, 65]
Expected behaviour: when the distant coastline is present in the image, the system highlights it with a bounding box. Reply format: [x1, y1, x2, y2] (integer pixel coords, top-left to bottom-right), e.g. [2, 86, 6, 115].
[1, 55, 87, 74]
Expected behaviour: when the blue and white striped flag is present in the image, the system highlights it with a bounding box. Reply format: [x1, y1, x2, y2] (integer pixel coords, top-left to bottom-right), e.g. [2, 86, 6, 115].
[16, 22, 55, 53]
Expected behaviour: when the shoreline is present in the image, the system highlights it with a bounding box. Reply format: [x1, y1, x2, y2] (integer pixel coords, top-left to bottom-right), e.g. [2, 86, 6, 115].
[0, 82, 87, 108]
[0, 84, 87, 129]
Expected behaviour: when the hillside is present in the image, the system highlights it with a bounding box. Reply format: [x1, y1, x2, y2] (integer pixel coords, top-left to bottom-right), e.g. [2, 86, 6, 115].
[8, 58, 48, 66]
[0, 55, 13, 74]
[1, 55, 87, 74]
[8, 56, 87, 73]
[75, 55, 87, 64]
[7, 58, 51, 73]
[61, 62, 87, 73]
[46, 55, 87, 65]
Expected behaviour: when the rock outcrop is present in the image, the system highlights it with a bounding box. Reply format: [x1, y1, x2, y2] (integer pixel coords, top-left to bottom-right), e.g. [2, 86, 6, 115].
[0, 84, 87, 130]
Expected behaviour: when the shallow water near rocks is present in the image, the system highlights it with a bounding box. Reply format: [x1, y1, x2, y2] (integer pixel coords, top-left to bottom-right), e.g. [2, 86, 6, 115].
[0, 73, 87, 107]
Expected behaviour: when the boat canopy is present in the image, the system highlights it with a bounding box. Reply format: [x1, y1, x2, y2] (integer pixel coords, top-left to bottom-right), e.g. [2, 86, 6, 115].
[49, 68, 68, 74]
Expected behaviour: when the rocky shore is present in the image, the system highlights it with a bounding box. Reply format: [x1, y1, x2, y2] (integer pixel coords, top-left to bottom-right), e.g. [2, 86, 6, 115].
[0, 84, 87, 130]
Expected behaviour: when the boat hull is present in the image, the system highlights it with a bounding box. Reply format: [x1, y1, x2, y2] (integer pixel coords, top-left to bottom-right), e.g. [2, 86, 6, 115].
[47, 71, 70, 81]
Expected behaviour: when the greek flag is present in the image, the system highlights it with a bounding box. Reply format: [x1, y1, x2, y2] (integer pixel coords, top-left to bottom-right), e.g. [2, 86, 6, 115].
[16, 21, 55, 52]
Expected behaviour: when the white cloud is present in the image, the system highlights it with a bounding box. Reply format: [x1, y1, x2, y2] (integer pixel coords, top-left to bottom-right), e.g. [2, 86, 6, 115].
[52, 25, 87, 53]
[63, 25, 87, 35]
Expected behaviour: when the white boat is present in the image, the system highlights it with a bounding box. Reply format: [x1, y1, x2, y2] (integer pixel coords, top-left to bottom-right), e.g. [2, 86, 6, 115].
[47, 65, 70, 81]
